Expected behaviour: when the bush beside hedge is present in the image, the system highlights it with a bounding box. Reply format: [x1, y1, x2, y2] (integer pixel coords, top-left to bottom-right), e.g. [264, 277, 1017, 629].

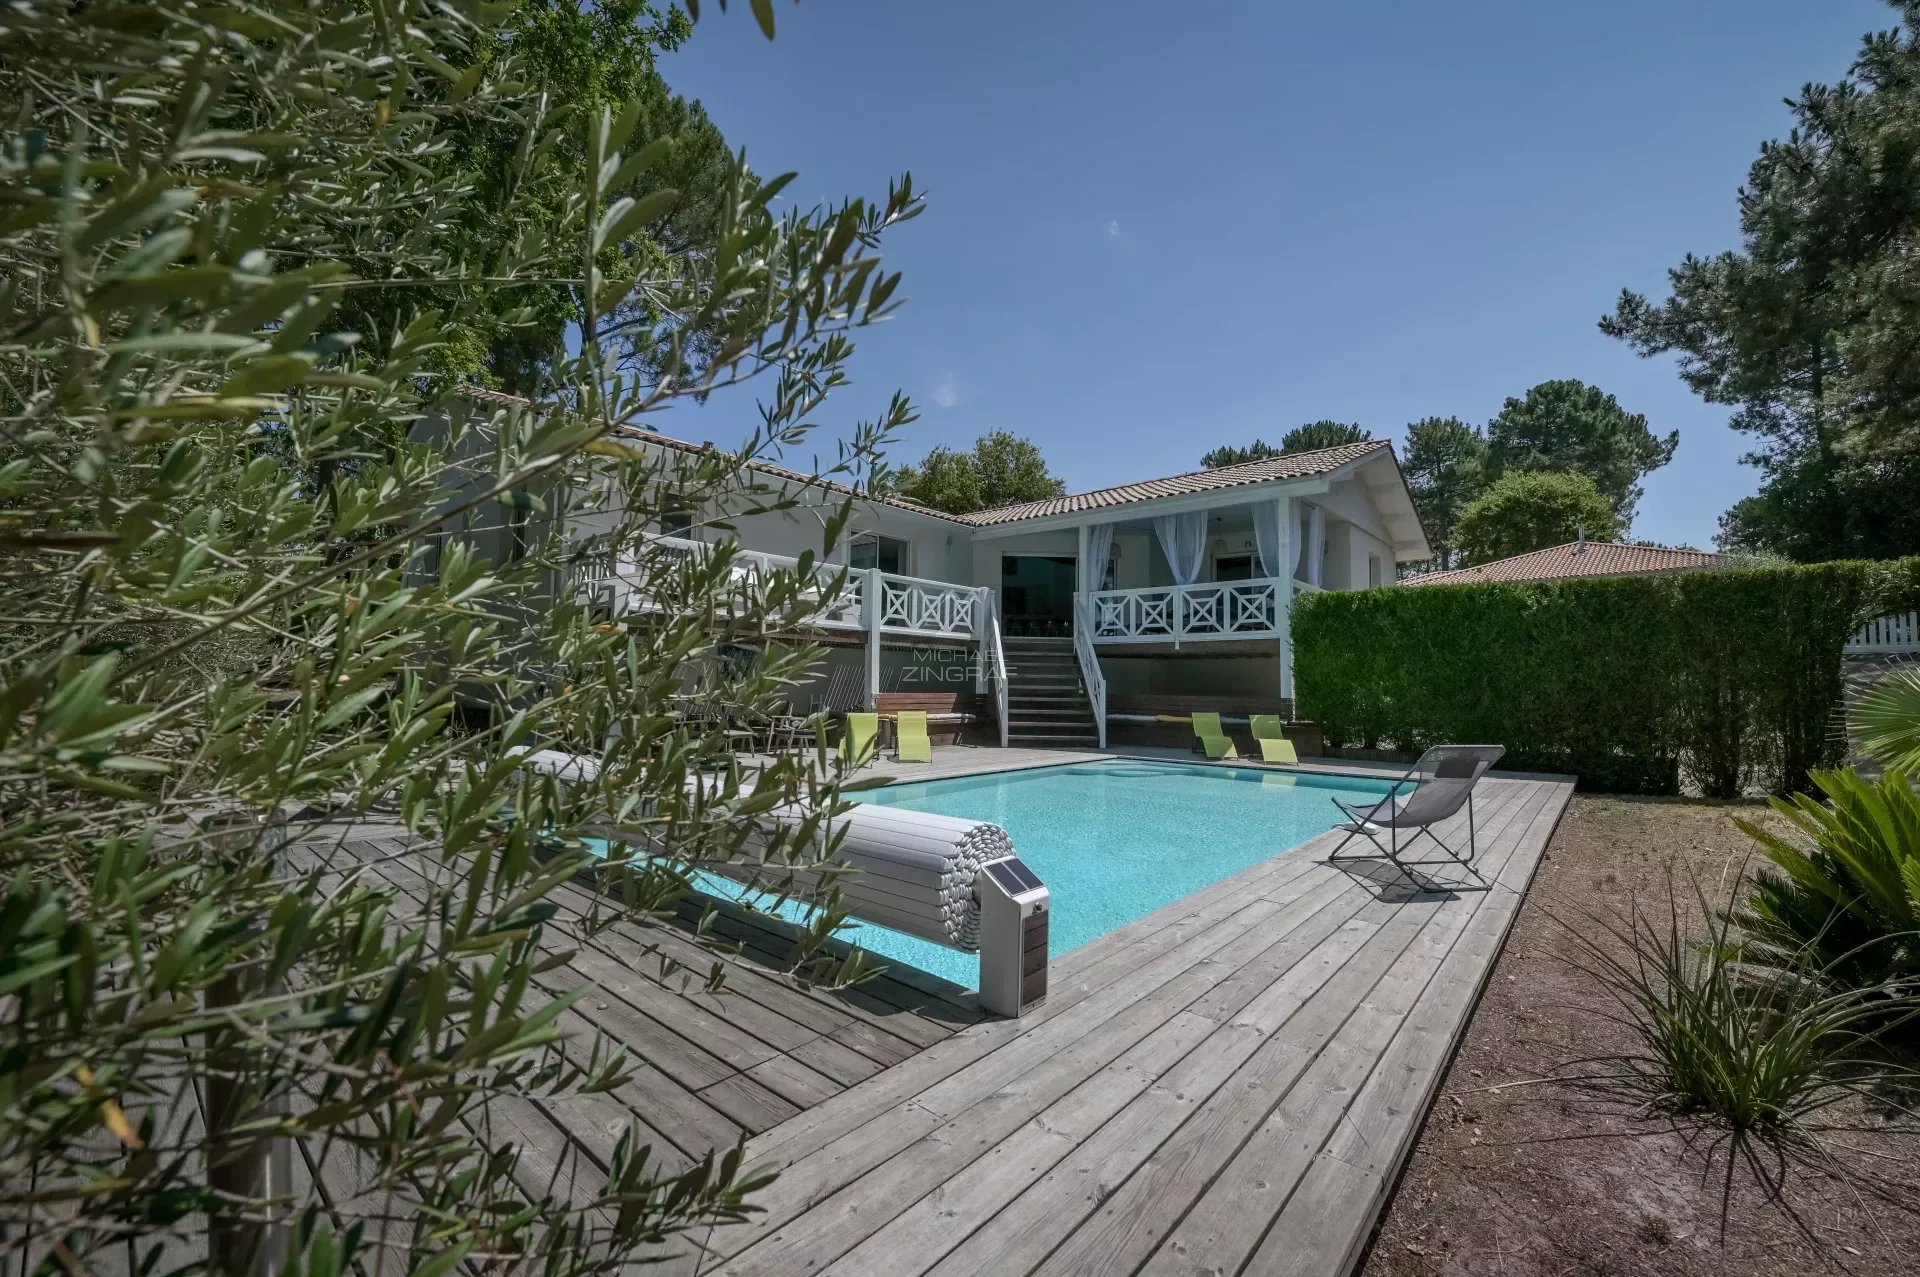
[1293, 558, 1920, 795]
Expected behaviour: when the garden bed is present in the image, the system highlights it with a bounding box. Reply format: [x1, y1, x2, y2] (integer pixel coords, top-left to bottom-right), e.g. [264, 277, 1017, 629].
[1359, 795, 1920, 1276]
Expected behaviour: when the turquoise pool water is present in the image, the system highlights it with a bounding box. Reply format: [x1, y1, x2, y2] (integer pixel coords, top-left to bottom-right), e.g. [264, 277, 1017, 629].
[681, 759, 1400, 990]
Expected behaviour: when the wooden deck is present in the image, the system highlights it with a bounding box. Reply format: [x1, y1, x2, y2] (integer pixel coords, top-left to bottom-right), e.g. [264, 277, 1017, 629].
[689, 763, 1572, 1277]
[288, 751, 1572, 1277]
[282, 824, 987, 1188]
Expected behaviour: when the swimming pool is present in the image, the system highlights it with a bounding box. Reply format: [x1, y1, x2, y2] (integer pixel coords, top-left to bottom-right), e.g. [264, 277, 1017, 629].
[693, 759, 1402, 990]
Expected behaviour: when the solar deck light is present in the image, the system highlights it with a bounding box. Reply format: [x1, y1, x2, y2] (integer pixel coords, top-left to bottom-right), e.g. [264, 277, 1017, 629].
[976, 856, 1049, 1017]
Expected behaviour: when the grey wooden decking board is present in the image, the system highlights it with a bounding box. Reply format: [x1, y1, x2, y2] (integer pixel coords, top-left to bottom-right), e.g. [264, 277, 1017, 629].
[363, 840, 799, 1077]
[353, 837, 779, 1106]
[682, 902, 976, 1046]
[739, 832, 1346, 1172]
[285, 762, 1567, 1277]
[693, 1071, 803, 1133]
[303, 836, 777, 1158]
[703, 894, 1301, 1266]
[538, 874, 893, 1056]
[698, 793, 1537, 1277]
[812, 866, 1425, 1277]
[906, 781, 1549, 1277]
[341, 841, 720, 1174]
[709, 875, 1395, 1277]
[361, 838, 861, 1130]
[1134, 788, 1561, 1275]
[1020, 783, 1557, 1277]
[1246, 785, 1573, 1277]
[785, 1032, 888, 1088]
[557, 877, 947, 1070]
[734, 778, 1520, 1180]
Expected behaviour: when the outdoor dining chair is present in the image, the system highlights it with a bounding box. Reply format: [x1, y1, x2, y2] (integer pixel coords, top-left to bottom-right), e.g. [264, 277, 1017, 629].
[1326, 744, 1505, 893]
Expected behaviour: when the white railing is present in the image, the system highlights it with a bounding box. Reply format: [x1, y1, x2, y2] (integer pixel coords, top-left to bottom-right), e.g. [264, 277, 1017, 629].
[569, 533, 879, 632]
[987, 603, 1011, 748]
[875, 572, 980, 640]
[1846, 610, 1920, 654]
[1071, 595, 1108, 749]
[1086, 577, 1283, 643]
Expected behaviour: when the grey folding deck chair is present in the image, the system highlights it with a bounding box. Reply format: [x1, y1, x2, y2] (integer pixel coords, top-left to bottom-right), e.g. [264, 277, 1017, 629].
[1326, 745, 1505, 893]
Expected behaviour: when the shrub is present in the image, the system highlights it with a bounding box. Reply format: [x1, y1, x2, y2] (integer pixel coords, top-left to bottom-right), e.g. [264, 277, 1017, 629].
[1294, 558, 1920, 795]
[0, 2, 922, 1275]
[1565, 881, 1906, 1139]
[1735, 769, 1920, 993]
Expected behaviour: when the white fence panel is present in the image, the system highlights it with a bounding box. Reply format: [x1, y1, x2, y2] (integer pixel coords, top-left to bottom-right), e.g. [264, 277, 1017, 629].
[1845, 610, 1920, 655]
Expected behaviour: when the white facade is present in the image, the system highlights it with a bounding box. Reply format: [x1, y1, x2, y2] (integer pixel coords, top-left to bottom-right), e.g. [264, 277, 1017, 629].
[438, 394, 1430, 732]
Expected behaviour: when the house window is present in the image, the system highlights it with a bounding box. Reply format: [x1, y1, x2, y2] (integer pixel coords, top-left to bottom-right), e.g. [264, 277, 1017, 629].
[660, 506, 693, 537]
[1368, 553, 1385, 588]
[1213, 553, 1255, 582]
[849, 533, 910, 575]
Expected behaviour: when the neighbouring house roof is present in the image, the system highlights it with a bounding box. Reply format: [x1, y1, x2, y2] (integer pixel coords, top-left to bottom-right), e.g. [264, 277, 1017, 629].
[953, 441, 1394, 526]
[1405, 540, 1727, 587]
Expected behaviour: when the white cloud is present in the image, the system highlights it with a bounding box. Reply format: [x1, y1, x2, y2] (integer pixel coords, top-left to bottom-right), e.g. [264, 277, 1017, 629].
[1106, 219, 1122, 239]
[929, 373, 960, 410]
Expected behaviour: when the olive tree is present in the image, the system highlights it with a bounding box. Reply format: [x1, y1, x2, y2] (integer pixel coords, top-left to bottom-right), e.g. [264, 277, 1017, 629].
[0, 1, 918, 1273]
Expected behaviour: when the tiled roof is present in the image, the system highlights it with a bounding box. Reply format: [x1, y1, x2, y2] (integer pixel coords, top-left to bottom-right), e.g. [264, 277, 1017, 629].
[457, 386, 975, 524]
[1404, 541, 1726, 587]
[955, 440, 1393, 526]
[459, 387, 1392, 529]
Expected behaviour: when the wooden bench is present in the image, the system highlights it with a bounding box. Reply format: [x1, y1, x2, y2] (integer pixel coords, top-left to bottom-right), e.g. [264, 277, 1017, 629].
[871, 692, 991, 746]
[1103, 695, 1322, 756]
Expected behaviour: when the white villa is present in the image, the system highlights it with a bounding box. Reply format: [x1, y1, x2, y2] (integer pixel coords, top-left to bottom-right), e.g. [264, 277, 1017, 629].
[445, 390, 1431, 752]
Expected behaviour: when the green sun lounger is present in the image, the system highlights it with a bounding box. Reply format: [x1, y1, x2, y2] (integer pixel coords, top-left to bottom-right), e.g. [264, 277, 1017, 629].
[1249, 714, 1298, 764]
[840, 712, 879, 767]
[1190, 711, 1237, 760]
[894, 710, 932, 762]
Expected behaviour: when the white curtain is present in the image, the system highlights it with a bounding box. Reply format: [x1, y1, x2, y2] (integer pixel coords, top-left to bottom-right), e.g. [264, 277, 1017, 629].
[1307, 503, 1327, 587]
[1291, 505, 1308, 580]
[1254, 501, 1284, 580]
[1153, 511, 1208, 585]
[1084, 522, 1115, 592]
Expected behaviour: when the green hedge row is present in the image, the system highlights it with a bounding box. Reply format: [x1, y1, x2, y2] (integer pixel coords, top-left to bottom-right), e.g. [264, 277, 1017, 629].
[1293, 558, 1920, 795]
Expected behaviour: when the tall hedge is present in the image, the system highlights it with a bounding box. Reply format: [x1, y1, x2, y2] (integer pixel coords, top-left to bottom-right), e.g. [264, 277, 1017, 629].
[1293, 558, 1920, 795]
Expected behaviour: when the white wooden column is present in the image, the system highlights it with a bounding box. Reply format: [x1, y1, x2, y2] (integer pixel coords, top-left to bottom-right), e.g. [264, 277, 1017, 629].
[1275, 494, 1294, 702]
[864, 567, 883, 710]
[973, 586, 991, 693]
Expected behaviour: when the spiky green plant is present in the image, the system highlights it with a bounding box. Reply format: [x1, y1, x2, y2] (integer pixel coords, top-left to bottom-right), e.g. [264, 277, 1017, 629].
[1855, 665, 1920, 776]
[1562, 878, 1917, 1221]
[1571, 879, 1908, 1131]
[1734, 768, 1920, 992]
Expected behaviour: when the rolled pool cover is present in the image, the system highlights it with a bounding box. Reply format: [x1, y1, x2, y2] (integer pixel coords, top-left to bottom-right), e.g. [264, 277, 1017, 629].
[720, 803, 1014, 953]
[511, 747, 1013, 953]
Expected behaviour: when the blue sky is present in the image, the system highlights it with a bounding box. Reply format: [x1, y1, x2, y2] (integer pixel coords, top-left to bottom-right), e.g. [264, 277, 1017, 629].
[656, 0, 1890, 550]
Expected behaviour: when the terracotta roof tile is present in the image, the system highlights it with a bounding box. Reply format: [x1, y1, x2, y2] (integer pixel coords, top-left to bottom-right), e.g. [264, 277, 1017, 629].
[954, 440, 1392, 526]
[458, 386, 973, 523]
[461, 387, 1393, 529]
[1405, 541, 1726, 587]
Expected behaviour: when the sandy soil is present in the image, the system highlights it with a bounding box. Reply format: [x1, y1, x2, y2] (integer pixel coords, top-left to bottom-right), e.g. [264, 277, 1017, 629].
[1358, 795, 1920, 1277]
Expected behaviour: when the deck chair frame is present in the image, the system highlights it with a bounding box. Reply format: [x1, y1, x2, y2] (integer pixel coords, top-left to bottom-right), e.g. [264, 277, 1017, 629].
[1326, 745, 1504, 894]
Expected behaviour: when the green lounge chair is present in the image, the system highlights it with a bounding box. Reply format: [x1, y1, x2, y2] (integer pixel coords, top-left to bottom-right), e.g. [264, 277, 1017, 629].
[1249, 714, 1298, 764]
[1190, 712, 1237, 760]
[894, 710, 932, 762]
[840, 712, 879, 767]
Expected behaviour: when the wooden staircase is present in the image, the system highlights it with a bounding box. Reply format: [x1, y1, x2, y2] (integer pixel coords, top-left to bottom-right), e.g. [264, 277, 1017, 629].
[1001, 636, 1100, 748]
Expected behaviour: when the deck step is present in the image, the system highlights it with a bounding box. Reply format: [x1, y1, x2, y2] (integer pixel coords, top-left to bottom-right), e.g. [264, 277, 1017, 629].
[999, 635, 1098, 744]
